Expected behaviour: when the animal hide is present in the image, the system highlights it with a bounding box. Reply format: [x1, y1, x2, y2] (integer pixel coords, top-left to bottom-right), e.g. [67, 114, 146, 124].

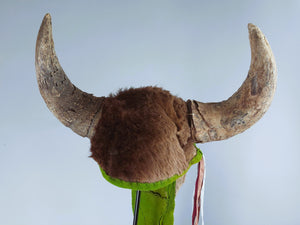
[91, 87, 196, 183]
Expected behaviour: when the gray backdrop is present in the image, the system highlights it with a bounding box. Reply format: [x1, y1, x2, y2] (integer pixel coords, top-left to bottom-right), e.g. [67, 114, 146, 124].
[1, 0, 299, 224]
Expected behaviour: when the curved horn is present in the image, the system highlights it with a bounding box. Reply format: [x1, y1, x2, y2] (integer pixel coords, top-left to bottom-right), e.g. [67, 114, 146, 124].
[35, 14, 104, 138]
[189, 24, 277, 143]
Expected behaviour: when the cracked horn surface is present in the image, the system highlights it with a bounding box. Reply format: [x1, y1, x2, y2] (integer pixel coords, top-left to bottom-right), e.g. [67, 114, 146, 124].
[190, 24, 277, 143]
[35, 14, 104, 138]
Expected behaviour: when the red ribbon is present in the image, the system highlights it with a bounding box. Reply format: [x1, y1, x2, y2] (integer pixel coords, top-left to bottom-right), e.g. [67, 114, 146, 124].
[192, 157, 205, 225]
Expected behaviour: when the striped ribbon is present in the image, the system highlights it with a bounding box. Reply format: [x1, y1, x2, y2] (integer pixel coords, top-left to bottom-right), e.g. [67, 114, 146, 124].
[192, 156, 206, 225]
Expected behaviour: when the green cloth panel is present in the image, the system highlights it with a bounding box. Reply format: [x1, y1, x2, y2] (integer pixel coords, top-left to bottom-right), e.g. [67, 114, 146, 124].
[99, 145, 202, 225]
[131, 181, 176, 225]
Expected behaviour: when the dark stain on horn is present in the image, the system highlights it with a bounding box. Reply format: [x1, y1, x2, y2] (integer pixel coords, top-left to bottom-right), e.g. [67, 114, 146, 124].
[189, 23, 277, 143]
[35, 14, 104, 138]
[251, 75, 258, 96]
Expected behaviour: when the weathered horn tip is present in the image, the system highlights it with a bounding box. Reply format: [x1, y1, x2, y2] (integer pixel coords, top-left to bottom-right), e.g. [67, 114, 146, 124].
[39, 13, 52, 29]
[247, 23, 256, 30]
[248, 23, 260, 34]
[36, 13, 52, 42]
[44, 13, 51, 21]
[247, 23, 264, 39]
[36, 13, 53, 63]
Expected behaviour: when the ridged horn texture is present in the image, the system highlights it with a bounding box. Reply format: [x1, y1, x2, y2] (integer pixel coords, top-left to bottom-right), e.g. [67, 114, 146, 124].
[35, 14, 104, 138]
[189, 24, 277, 143]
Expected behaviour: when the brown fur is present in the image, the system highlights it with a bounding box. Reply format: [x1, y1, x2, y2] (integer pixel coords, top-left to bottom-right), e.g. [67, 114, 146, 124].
[90, 87, 196, 183]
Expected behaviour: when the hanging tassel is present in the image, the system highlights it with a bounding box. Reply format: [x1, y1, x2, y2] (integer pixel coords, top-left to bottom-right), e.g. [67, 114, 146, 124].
[192, 156, 206, 225]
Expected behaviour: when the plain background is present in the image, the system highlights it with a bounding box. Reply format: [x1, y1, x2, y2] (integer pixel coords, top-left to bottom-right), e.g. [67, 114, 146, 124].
[1, 0, 299, 224]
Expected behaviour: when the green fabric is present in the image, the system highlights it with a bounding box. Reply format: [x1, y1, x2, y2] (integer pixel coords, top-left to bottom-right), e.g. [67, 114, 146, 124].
[99, 144, 202, 191]
[131, 181, 176, 225]
[99, 144, 202, 225]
